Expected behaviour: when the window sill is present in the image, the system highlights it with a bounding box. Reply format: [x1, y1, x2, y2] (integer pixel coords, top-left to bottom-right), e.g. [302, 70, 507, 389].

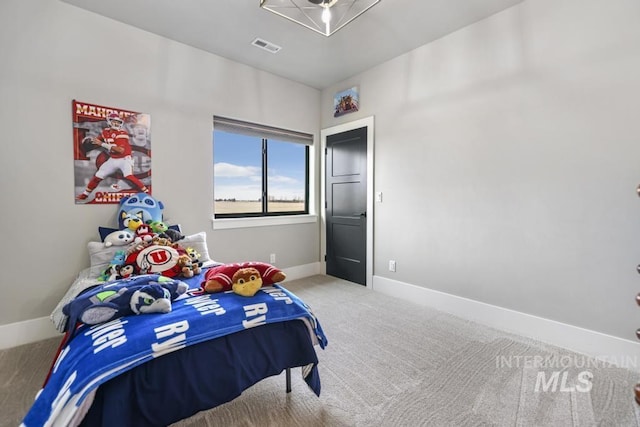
[212, 214, 317, 230]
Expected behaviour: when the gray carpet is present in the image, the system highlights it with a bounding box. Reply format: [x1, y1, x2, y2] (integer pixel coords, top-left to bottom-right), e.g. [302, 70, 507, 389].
[2, 275, 640, 426]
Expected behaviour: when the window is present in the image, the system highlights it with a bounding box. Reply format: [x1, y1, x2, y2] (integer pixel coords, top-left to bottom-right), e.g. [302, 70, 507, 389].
[213, 116, 311, 218]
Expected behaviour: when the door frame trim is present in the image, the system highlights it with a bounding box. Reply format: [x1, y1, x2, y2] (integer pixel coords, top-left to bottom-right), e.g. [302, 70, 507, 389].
[320, 116, 374, 288]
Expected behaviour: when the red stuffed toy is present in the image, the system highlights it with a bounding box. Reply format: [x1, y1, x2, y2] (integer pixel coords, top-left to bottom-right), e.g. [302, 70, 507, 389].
[125, 243, 189, 278]
[201, 261, 286, 293]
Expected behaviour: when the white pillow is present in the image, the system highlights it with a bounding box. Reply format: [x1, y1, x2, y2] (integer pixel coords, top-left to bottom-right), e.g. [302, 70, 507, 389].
[180, 232, 212, 264]
[87, 241, 123, 279]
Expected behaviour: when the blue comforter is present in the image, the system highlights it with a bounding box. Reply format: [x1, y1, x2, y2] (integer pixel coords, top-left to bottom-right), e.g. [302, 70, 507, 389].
[22, 282, 327, 427]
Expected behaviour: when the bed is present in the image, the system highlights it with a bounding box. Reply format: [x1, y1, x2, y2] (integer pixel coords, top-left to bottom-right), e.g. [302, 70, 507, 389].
[21, 230, 327, 427]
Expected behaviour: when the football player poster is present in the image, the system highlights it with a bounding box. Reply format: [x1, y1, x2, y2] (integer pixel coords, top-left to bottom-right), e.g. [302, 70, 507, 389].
[72, 100, 152, 204]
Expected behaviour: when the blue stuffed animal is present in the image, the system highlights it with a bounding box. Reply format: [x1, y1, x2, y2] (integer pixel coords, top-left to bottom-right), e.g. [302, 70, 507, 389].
[117, 192, 164, 230]
[97, 250, 127, 282]
[62, 275, 188, 337]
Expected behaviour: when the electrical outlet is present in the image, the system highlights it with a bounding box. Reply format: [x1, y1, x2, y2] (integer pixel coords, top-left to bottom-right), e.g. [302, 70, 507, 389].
[389, 260, 396, 272]
[270, 253, 276, 264]
[376, 191, 383, 202]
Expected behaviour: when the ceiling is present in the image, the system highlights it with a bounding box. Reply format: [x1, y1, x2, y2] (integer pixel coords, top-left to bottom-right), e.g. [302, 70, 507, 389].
[60, 0, 524, 90]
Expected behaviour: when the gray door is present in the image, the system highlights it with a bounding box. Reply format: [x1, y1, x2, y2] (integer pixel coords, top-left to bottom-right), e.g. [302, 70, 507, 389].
[325, 126, 367, 285]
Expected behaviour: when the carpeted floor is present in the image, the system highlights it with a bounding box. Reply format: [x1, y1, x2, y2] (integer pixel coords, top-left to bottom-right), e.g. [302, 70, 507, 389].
[3, 275, 640, 426]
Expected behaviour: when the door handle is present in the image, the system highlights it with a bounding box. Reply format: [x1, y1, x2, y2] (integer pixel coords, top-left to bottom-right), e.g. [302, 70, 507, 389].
[356, 211, 366, 217]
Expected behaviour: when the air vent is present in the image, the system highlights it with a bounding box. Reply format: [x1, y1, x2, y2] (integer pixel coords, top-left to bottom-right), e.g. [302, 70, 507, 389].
[251, 38, 282, 53]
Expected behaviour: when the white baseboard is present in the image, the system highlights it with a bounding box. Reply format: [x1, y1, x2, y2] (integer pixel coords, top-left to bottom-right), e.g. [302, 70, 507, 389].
[0, 262, 322, 350]
[373, 275, 640, 371]
[283, 262, 321, 281]
[0, 316, 61, 350]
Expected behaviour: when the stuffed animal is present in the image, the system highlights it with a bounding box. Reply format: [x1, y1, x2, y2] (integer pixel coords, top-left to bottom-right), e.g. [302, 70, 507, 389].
[117, 193, 164, 230]
[186, 247, 202, 268]
[151, 236, 177, 248]
[133, 223, 155, 244]
[98, 193, 182, 247]
[231, 267, 263, 297]
[111, 250, 127, 266]
[116, 264, 135, 280]
[161, 228, 185, 243]
[121, 211, 144, 232]
[201, 262, 286, 294]
[125, 243, 192, 278]
[150, 221, 168, 234]
[99, 264, 120, 283]
[62, 275, 188, 336]
[177, 254, 196, 278]
[98, 250, 127, 282]
[190, 259, 202, 276]
[174, 254, 201, 278]
[104, 230, 134, 247]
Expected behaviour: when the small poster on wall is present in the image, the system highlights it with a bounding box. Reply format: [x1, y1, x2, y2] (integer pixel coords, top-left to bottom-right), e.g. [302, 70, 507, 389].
[72, 100, 152, 204]
[333, 86, 359, 117]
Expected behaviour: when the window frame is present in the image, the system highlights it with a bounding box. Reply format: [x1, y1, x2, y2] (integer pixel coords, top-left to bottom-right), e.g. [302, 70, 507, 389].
[213, 116, 312, 221]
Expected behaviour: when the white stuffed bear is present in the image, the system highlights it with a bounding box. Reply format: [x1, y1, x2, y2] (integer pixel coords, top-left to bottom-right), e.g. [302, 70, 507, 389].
[104, 230, 135, 247]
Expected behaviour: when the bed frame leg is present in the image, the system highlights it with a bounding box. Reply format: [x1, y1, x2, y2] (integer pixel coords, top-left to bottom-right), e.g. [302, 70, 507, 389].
[286, 367, 291, 393]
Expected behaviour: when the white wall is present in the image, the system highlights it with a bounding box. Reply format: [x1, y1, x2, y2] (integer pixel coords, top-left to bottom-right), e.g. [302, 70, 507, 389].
[0, 0, 321, 327]
[322, 0, 640, 341]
